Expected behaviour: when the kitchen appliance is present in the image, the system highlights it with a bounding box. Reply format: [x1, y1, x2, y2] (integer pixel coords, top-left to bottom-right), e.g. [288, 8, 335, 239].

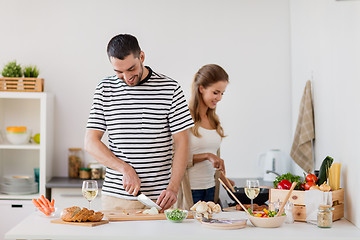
[258, 149, 291, 182]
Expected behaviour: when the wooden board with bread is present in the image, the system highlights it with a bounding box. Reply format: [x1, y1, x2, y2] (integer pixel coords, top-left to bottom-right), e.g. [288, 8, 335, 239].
[51, 219, 109, 227]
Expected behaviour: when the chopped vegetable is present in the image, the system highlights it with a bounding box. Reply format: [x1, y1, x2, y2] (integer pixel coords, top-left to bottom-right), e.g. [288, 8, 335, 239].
[248, 208, 285, 218]
[165, 209, 187, 222]
[273, 173, 302, 190]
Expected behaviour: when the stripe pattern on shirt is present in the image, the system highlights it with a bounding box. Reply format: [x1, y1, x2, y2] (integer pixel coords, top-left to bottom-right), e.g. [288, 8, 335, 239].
[87, 68, 194, 200]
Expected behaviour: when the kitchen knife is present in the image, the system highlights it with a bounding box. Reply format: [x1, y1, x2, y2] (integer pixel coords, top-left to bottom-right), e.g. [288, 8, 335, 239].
[137, 192, 162, 210]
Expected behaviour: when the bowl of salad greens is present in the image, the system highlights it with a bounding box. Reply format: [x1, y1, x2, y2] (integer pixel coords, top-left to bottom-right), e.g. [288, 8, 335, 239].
[164, 209, 188, 223]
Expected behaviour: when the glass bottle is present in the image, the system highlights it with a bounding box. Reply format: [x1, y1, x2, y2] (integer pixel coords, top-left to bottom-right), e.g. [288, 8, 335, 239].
[68, 148, 83, 178]
[317, 205, 333, 228]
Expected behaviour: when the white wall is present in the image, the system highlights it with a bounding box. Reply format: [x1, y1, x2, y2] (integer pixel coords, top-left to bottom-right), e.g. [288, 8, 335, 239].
[0, 0, 292, 178]
[290, 0, 360, 226]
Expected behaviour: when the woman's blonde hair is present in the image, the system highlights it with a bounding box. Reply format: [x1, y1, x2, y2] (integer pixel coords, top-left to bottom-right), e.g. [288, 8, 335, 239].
[189, 64, 229, 138]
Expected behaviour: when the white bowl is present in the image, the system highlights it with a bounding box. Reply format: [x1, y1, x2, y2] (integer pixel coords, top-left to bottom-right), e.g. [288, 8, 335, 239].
[6, 131, 30, 144]
[248, 215, 286, 228]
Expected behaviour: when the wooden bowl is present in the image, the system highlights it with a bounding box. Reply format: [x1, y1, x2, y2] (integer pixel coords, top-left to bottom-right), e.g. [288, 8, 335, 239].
[248, 215, 286, 228]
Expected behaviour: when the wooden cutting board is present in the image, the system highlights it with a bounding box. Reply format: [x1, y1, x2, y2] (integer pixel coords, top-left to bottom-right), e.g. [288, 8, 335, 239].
[103, 209, 193, 221]
[51, 219, 109, 227]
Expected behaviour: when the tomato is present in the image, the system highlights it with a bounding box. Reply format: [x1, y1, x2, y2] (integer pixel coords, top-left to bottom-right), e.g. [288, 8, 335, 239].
[300, 183, 305, 190]
[306, 174, 318, 183]
[305, 181, 316, 190]
[277, 179, 292, 190]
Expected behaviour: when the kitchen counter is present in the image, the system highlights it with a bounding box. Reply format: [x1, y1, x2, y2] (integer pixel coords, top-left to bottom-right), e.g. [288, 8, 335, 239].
[5, 211, 360, 240]
[46, 177, 104, 188]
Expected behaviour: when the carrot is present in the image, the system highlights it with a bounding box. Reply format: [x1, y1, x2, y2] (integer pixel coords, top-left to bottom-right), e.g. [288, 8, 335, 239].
[32, 199, 41, 208]
[37, 198, 51, 215]
[50, 199, 55, 207]
[41, 195, 50, 208]
[38, 207, 48, 216]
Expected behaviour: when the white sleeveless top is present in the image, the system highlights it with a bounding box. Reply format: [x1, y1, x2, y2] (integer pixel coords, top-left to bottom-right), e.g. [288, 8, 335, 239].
[188, 127, 222, 189]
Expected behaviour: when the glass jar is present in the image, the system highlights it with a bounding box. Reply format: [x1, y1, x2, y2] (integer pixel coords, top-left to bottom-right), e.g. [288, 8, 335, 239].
[79, 168, 91, 179]
[317, 205, 333, 228]
[68, 148, 83, 178]
[90, 164, 102, 180]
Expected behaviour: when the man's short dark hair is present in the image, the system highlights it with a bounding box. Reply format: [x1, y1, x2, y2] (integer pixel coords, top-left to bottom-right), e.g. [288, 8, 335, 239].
[107, 34, 141, 60]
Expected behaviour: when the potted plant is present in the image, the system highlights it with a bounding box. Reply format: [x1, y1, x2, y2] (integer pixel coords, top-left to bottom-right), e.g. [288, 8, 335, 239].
[1, 61, 43, 92]
[23, 65, 40, 78]
[1, 60, 22, 77]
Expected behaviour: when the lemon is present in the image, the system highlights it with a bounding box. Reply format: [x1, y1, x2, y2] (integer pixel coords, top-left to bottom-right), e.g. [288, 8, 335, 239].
[33, 133, 40, 144]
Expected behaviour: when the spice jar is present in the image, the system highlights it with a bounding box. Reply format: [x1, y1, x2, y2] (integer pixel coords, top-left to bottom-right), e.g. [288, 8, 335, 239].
[68, 148, 83, 178]
[317, 205, 333, 228]
[79, 168, 91, 179]
[90, 164, 102, 180]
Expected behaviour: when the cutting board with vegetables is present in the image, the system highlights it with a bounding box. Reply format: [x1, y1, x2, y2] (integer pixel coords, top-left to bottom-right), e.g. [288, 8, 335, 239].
[103, 209, 193, 221]
[51, 219, 109, 227]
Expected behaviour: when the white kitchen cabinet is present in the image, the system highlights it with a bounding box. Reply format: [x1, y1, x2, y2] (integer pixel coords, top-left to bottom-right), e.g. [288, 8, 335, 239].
[0, 200, 33, 240]
[51, 188, 102, 211]
[0, 92, 53, 200]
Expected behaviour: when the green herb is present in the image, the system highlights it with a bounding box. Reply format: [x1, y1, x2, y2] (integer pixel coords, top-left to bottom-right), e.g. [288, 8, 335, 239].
[247, 208, 253, 216]
[165, 209, 187, 222]
[23, 65, 39, 78]
[1, 60, 22, 77]
[273, 173, 302, 190]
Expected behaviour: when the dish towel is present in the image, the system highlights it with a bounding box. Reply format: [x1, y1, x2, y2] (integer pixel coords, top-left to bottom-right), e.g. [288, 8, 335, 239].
[290, 80, 315, 172]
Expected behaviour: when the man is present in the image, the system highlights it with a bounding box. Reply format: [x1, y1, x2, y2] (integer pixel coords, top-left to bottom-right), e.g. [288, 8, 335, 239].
[85, 34, 194, 211]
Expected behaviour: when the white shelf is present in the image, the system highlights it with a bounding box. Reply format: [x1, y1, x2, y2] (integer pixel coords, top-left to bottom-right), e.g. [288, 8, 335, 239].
[0, 193, 39, 200]
[0, 91, 46, 99]
[0, 143, 41, 150]
[0, 92, 53, 201]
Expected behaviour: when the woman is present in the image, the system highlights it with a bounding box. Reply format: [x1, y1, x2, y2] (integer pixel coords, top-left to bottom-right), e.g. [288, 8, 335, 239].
[175, 64, 234, 209]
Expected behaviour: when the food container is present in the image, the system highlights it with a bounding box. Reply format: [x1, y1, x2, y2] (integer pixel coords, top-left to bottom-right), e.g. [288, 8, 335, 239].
[317, 205, 333, 228]
[35, 207, 58, 218]
[164, 209, 188, 223]
[68, 148, 83, 178]
[270, 188, 344, 222]
[90, 164, 102, 180]
[6, 126, 30, 144]
[79, 168, 91, 179]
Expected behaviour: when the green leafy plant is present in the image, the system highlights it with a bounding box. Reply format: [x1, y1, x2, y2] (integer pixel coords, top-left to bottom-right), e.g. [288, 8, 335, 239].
[1, 60, 22, 77]
[23, 65, 40, 78]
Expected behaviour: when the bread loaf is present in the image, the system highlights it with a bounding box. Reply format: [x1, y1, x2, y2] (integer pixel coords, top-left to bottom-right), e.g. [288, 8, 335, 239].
[60, 206, 104, 222]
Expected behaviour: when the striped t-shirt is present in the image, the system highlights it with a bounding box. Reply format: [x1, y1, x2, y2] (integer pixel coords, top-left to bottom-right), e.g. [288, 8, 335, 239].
[86, 67, 194, 200]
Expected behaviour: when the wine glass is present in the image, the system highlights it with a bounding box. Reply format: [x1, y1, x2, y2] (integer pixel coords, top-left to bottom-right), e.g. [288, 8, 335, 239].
[82, 180, 98, 209]
[245, 179, 260, 213]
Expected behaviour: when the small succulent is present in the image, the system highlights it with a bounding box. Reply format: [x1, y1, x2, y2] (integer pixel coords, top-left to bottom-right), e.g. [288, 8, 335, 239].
[23, 65, 40, 78]
[1, 60, 23, 77]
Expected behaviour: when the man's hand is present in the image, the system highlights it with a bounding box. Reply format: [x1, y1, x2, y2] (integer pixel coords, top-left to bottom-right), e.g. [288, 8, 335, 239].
[156, 189, 177, 211]
[122, 164, 141, 196]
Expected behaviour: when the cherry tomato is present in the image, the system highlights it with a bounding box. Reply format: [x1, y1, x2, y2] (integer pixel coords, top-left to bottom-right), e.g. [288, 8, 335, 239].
[300, 183, 305, 190]
[306, 174, 318, 183]
[305, 181, 316, 190]
[277, 179, 292, 190]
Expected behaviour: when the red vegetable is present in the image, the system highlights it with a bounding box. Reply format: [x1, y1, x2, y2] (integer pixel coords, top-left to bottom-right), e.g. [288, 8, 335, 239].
[277, 179, 292, 190]
[306, 174, 318, 183]
[305, 181, 316, 190]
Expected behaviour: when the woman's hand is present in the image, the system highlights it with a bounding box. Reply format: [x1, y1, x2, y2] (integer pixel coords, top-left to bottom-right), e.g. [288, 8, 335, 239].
[207, 153, 225, 173]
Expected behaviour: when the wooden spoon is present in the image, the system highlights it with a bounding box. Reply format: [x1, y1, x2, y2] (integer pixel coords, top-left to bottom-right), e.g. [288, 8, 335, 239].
[220, 171, 236, 192]
[275, 182, 297, 217]
[218, 178, 250, 216]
